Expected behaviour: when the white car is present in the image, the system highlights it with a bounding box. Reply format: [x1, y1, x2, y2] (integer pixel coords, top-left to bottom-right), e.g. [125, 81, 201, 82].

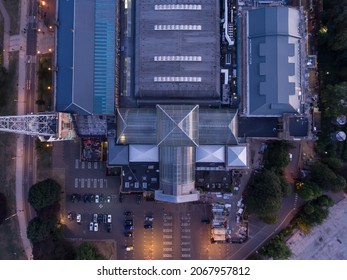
[95, 194, 99, 203]
[145, 216, 154, 222]
[107, 214, 112, 223]
[94, 222, 99, 232]
[89, 222, 93, 231]
[125, 246, 134, 251]
[76, 213, 81, 224]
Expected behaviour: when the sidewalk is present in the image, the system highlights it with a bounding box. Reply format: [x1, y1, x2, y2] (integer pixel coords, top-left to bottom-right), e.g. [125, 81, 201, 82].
[15, 0, 33, 260]
[0, 0, 10, 68]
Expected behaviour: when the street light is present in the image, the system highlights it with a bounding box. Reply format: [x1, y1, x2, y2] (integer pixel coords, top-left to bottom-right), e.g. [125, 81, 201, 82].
[3, 210, 24, 222]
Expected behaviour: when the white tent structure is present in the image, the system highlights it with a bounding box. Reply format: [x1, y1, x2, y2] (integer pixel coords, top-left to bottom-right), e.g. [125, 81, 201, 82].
[129, 145, 159, 162]
[196, 145, 225, 163]
[227, 146, 248, 167]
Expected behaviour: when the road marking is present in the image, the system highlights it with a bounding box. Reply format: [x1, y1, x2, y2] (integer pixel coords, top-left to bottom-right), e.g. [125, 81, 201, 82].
[75, 159, 79, 169]
[100, 179, 103, 188]
[181, 242, 190, 245]
[163, 223, 172, 226]
[87, 179, 91, 188]
[163, 229, 172, 233]
[163, 241, 172, 245]
[94, 179, 97, 188]
[81, 162, 85, 169]
[181, 235, 190, 239]
[181, 229, 190, 233]
[181, 248, 190, 252]
[181, 254, 191, 258]
[163, 248, 173, 252]
[163, 235, 172, 239]
[181, 222, 190, 226]
[74, 178, 78, 188]
[163, 254, 172, 258]
[88, 162, 91, 169]
[94, 162, 98, 169]
[81, 178, 85, 188]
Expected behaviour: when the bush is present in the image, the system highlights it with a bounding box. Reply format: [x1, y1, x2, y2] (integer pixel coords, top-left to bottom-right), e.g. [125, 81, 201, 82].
[28, 179, 61, 210]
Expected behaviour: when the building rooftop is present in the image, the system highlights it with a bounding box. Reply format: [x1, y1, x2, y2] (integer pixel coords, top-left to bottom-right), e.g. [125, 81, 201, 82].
[246, 6, 302, 116]
[56, 0, 116, 115]
[134, 0, 220, 102]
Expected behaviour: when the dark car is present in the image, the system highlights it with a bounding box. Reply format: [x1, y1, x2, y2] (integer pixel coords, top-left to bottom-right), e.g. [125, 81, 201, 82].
[107, 223, 112, 233]
[124, 211, 132, 216]
[100, 194, 104, 204]
[124, 225, 134, 231]
[201, 219, 210, 224]
[67, 212, 75, 221]
[89, 194, 94, 203]
[124, 219, 133, 226]
[144, 223, 153, 229]
[136, 195, 142, 204]
[103, 214, 107, 224]
[83, 194, 88, 203]
[97, 214, 103, 223]
[124, 231, 133, 237]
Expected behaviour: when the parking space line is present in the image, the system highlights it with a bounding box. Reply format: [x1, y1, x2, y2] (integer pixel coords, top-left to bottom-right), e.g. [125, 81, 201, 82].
[87, 179, 91, 188]
[104, 179, 107, 188]
[81, 162, 85, 169]
[81, 178, 85, 188]
[74, 178, 78, 188]
[163, 229, 172, 233]
[163, 248, 173, 252]
[100, 179, 103, 188]
[163, 235, 172, 239]
[163, 254, 172, 258]
[94, 179, 97, 188]
[163, 241, 172, 245]
[88, 162, 92, 169]
[94, 162, 98, 169]
[75, 159, 79, 169]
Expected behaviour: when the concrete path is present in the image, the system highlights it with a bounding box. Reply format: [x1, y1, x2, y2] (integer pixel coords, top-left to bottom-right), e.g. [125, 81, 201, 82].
[15, 0, 33, 260]
[0, 0, 10, 68]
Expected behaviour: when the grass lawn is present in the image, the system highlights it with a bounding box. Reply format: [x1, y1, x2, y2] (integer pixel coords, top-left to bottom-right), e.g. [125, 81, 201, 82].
[2, 0, 20, 34]
[0, 51, 25, 260]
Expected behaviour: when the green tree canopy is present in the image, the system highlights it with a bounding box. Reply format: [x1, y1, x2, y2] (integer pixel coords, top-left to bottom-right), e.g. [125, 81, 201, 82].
[310, 162, 346, 192]
[27, 217, 56, 244]
[297, 181, 322, 201]
[28, 179, 61, 210]
[263, 141, 293, 174]
[259, 236, 292, 260]
[75, 242, 105, 260]
[0, 193, 8, 225]
[245, 170, 282, 221]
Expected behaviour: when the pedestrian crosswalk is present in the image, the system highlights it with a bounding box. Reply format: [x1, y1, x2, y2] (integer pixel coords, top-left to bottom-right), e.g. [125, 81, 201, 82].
[75, 159, 102, 170]
[74, 178, 108, 189]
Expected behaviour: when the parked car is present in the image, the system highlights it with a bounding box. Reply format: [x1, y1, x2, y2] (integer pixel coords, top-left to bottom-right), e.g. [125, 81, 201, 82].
[94, 222, 99, 232]
[89, 222, 94, 231]
[124, 231, 133, 237]
[106, 195, 111, 203]
[76, 213, 81, 224]
[124, 219, 133, 226]
[98, 214, 103, 223]
[100, 194, 104, 204]
[125, 245, 134, 251]
[107, 214, 112, 223]
[102, 214, 107, 224]
[107, 223, 112, 233]
[67, 212, 75, 221]
[93, 213, 98, 223]
[201, 219, 210, 224]
[145, 216, 154, 222]
[144, 223, 153, 229]
[124, 225, 134, 231]
[124, 211, 132, 216]
[136, 195, 142, 204]
[95, 194, 99, 203]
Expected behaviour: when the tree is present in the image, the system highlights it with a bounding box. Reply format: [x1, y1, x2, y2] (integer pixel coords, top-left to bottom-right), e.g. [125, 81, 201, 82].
[310, 162, 344, 192]
[28, 179, 61, 210]
[75, 242, 105, 260]
[35, 99, 45, 106]
[259, 236, 292, 260]
[296, 181, 322, 201]
[279, 176, 291, 197]
[323, 157, 343, 171]
[0, 192, 8, 225]
[245, 170, 282, 221]
[263, 141, 293, 174]
[27, 217, 56, 244]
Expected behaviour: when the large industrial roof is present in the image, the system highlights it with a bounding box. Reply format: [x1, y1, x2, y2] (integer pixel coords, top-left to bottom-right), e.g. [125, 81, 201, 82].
[246, 6, 301, 116]
[56, 0, 115, 115]
[134, 0, 220, 102]
[116, 107, 238, 146]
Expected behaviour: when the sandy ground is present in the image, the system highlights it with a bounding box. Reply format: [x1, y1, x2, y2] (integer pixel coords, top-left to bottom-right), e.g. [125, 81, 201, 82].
[287, 197, 347, 260]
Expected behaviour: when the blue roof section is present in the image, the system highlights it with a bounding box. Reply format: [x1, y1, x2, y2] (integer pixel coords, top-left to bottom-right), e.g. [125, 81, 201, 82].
[93, 0, 116, 115]
[56, 0, 115, 115]
[56, 0, 74, 113]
